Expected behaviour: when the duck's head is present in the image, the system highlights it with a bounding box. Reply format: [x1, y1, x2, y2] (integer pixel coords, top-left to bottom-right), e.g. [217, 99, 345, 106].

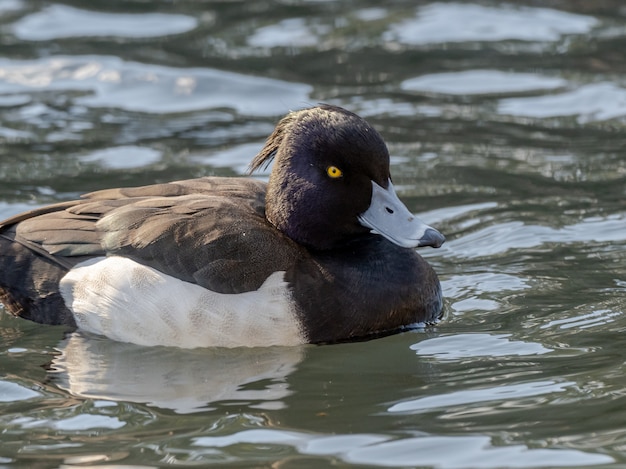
[249, 105, 445, 251]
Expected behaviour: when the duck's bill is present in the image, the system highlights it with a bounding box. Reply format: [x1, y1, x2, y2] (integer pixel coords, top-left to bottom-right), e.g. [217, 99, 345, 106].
[358, 180, 445, 249]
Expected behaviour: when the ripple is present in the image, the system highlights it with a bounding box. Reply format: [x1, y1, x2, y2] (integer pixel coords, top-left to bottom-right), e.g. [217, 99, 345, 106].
[389, 379, 571, 413]
[421, 202, 499, 225]
[0, 94, 30, 107]
[442, 273, 530, 298]
[192, 428, 613, 468]
[0, 56, 312, 116]
[52, 414, 125, 431]
[561, 214, 626, 243]
[355, 8, 387, 22]
[189, 141, 265, 175]
[248, 18, 330, 48]
[12, 5, 198, 40]
[0, 380, 40, 402]
[542, 309, 622, 330]
[410, 333, 551, 361]
[0, 0, 22, 14]
[246, 9, 388, 49]
[340, 435, 613, 468]
[384, 3, 598, 45]
[80, 146, 162, 170]
[341, 97, 442, 118]
[401, 70, 567, 96]
[498, 82, 626, 122]
[0, 202, 39, 219]
[8, 412, 125, 431]
[0, 125, 33, 141]
[448, 215, 626, 259]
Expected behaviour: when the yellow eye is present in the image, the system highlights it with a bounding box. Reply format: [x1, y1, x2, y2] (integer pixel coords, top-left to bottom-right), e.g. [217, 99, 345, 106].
[326, 166, 343, 179]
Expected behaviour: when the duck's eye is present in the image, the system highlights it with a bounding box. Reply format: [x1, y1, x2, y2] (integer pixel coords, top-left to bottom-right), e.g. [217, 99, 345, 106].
[326, 166, 343, 179]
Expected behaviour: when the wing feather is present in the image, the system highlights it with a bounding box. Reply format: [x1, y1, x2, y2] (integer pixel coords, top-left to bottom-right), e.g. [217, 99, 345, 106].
[1, 177, 302, 294]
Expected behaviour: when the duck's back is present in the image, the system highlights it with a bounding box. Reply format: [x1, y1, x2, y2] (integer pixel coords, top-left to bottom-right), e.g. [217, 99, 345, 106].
[0, 177, 303, 330]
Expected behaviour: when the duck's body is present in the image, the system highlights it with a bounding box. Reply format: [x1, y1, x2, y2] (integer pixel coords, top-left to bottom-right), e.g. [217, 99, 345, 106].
[0, 105, 444, 348]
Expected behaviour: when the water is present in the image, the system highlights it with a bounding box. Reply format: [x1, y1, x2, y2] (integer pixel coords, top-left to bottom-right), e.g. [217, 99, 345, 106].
[0, 0, 625, 467]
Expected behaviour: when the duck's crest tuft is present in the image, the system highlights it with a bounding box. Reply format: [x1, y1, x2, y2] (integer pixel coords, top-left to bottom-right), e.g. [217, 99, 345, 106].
[248, 111, 299, 174]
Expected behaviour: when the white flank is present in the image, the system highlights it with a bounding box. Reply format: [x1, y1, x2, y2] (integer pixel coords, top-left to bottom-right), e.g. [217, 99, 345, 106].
[59, 256, 305, 348]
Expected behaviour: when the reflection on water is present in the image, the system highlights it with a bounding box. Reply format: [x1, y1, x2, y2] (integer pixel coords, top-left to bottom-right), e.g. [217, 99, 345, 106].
[389, 378, 571, 413]
[12, 5, 198, 40]
[542, 309, 622, 330]
[248, 17, 332, 48]
[443, 215, 626, 259]
[0, 56, 312, 115]
[191, 429, 613, 468]
[383, 3, 598, 44]
[80, 145, 162, 170]
[411, 333, 551, 359]
[499, 82, 626, 122]
[402, 70, 567, 96]
[0, 380, 40, 402]
[51, 332, 304, 414]
[0, 0, 625, 467]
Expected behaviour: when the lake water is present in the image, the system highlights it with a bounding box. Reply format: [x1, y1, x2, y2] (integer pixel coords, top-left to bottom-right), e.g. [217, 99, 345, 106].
[0, 1, 625, 467]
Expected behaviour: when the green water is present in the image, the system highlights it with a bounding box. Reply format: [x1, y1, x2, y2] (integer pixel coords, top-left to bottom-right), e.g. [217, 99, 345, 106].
[0, 1, 625, 467]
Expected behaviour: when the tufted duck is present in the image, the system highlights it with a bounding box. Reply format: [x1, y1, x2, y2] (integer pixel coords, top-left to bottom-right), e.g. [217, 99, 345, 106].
[0, 105, 444, 348]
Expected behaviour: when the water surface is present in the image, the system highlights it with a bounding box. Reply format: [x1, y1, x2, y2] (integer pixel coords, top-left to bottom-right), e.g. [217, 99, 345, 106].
[0, 1, 625, 467]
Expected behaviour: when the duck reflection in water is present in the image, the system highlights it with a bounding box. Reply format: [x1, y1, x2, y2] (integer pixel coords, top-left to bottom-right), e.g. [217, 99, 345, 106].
[50, 332, 304, 414]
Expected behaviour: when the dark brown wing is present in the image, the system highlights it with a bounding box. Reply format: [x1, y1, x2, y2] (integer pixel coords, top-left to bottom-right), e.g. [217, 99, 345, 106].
[0, 177, 303, 324]
[93, 180, 303, 293]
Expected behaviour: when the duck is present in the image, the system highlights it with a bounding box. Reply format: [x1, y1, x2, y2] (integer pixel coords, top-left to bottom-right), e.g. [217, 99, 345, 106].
[0, 105, 444, 348]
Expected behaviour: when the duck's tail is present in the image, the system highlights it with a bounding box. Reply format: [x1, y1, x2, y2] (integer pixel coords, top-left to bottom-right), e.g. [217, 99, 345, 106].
[0, 229, 76, 326]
